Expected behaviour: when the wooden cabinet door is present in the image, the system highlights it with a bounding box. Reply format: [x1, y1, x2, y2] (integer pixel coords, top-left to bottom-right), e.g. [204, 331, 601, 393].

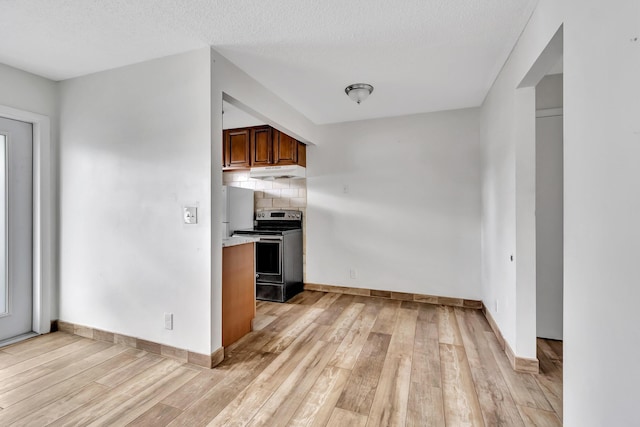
[297, 141, 306, 167]
[222, 243, 255, 347]
[251, 126, 272, 166]
[224, 128, 251, 169]
[273, 129, 298, 165]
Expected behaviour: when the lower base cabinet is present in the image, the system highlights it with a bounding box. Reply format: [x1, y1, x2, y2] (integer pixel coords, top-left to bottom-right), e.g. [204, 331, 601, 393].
[222, 243, 256, 347]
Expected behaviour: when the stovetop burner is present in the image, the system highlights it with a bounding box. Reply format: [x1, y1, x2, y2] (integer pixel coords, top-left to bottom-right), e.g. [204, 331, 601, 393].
[234, 228, 301, 236]
[234, 210, 302, 235]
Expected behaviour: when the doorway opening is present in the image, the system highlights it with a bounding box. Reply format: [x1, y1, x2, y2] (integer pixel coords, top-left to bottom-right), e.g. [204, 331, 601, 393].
[514, 24, 563, 418]
[535, 72, 563, 343]
[219, 95, 309, 347]
[534, 70, 564, 409]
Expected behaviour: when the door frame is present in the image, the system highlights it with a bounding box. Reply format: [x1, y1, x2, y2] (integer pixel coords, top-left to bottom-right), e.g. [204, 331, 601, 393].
[510, 25, 563, 361]
[0, 104, 52, 335]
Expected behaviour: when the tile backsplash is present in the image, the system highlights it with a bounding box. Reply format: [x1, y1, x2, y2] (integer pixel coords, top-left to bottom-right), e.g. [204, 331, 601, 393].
[222, 171, 307, 212]
[223, 170, 307, 279]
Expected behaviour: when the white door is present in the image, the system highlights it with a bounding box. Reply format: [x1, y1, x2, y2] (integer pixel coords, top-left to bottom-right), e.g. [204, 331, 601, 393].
[0, 117, 33, 342]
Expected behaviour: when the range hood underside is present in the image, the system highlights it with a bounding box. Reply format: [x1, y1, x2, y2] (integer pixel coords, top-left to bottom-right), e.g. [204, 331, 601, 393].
[249, 165, 306, 180]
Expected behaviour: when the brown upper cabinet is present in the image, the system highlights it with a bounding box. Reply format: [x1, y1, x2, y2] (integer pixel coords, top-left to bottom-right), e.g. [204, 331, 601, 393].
[297, 142, 306, 167]
[223, 128, 251, 169]
[273, 129, 297, 165]
[251, 126, 273, 167]
[223, 125, 306, 170]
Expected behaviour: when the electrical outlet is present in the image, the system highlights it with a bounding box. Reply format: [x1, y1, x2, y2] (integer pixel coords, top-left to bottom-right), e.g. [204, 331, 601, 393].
[343, 184, 349, 194]
[183, 207, 197, 224]
[350, 268, 357, 279]
[164, 313, 173, 330]
[495, 299, 499, 313]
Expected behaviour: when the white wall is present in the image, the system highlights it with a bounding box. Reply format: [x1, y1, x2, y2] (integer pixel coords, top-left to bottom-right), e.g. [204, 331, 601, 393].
[480, 1, 564, 359]
[0, 63, 58, 321]
[59, 49, 213, 354]
[56, 47, 314, 355]
[222, 102, 265, 130]
[482, 0, 640, 424]
[306, 109, 481, 299]
[563, 0, 640, 424]
[536, 74, 563, 110]
[0, 63, 58, 118]
[535, 75, 563, 340]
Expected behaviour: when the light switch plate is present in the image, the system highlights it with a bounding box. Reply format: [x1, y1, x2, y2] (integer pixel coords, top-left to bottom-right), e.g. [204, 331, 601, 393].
[183, 207, 197, 224]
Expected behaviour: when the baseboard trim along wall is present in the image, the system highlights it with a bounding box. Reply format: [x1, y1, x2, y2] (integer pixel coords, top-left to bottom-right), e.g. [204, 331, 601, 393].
[52, 320, 225, 369]
[481, 304, 539, 374]
[304, 283, 483, 309]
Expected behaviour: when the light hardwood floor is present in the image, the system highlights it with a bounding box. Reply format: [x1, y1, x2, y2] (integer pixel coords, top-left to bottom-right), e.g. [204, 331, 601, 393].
[0, 291, 562, 426]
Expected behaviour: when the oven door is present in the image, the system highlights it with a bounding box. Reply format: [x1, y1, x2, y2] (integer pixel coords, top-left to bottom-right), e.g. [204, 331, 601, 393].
[255, 236, 283, 284]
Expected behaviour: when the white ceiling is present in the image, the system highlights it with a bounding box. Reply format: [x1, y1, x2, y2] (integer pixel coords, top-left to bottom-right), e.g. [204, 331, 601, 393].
[0, 0, 538, 124]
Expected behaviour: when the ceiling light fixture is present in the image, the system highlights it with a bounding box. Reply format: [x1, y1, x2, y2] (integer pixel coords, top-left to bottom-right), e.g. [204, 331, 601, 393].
[345, 83, 374, 104]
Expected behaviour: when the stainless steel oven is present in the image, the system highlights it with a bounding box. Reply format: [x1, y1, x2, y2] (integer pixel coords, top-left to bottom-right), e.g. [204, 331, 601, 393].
[233, 210, 303, 302]
[255, 236, 283, 284]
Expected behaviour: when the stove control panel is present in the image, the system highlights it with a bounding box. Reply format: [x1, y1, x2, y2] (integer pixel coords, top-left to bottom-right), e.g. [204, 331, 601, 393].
[256, 210, 302, 221]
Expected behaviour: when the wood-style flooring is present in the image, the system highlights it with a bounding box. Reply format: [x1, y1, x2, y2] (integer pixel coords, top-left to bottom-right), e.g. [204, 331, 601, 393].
[0, 291, 563, 426]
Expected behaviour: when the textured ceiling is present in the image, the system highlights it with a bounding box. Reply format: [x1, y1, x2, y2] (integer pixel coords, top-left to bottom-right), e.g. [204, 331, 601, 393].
[0, 0, 538, 124]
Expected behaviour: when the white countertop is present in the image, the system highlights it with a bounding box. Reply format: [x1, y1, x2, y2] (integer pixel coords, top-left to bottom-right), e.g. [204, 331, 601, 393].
[222, 236, 259, 248]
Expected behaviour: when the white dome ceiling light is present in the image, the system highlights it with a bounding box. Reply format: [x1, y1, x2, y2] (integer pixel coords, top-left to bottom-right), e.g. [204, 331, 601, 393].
[345, 83, 374, 104]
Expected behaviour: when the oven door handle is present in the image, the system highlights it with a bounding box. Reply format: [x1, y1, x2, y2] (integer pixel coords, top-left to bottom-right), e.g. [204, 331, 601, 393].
[258, 236, 284, 242]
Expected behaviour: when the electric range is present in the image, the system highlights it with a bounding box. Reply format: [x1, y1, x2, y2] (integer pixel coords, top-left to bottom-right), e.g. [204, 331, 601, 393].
[233, 210, 303, 302]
